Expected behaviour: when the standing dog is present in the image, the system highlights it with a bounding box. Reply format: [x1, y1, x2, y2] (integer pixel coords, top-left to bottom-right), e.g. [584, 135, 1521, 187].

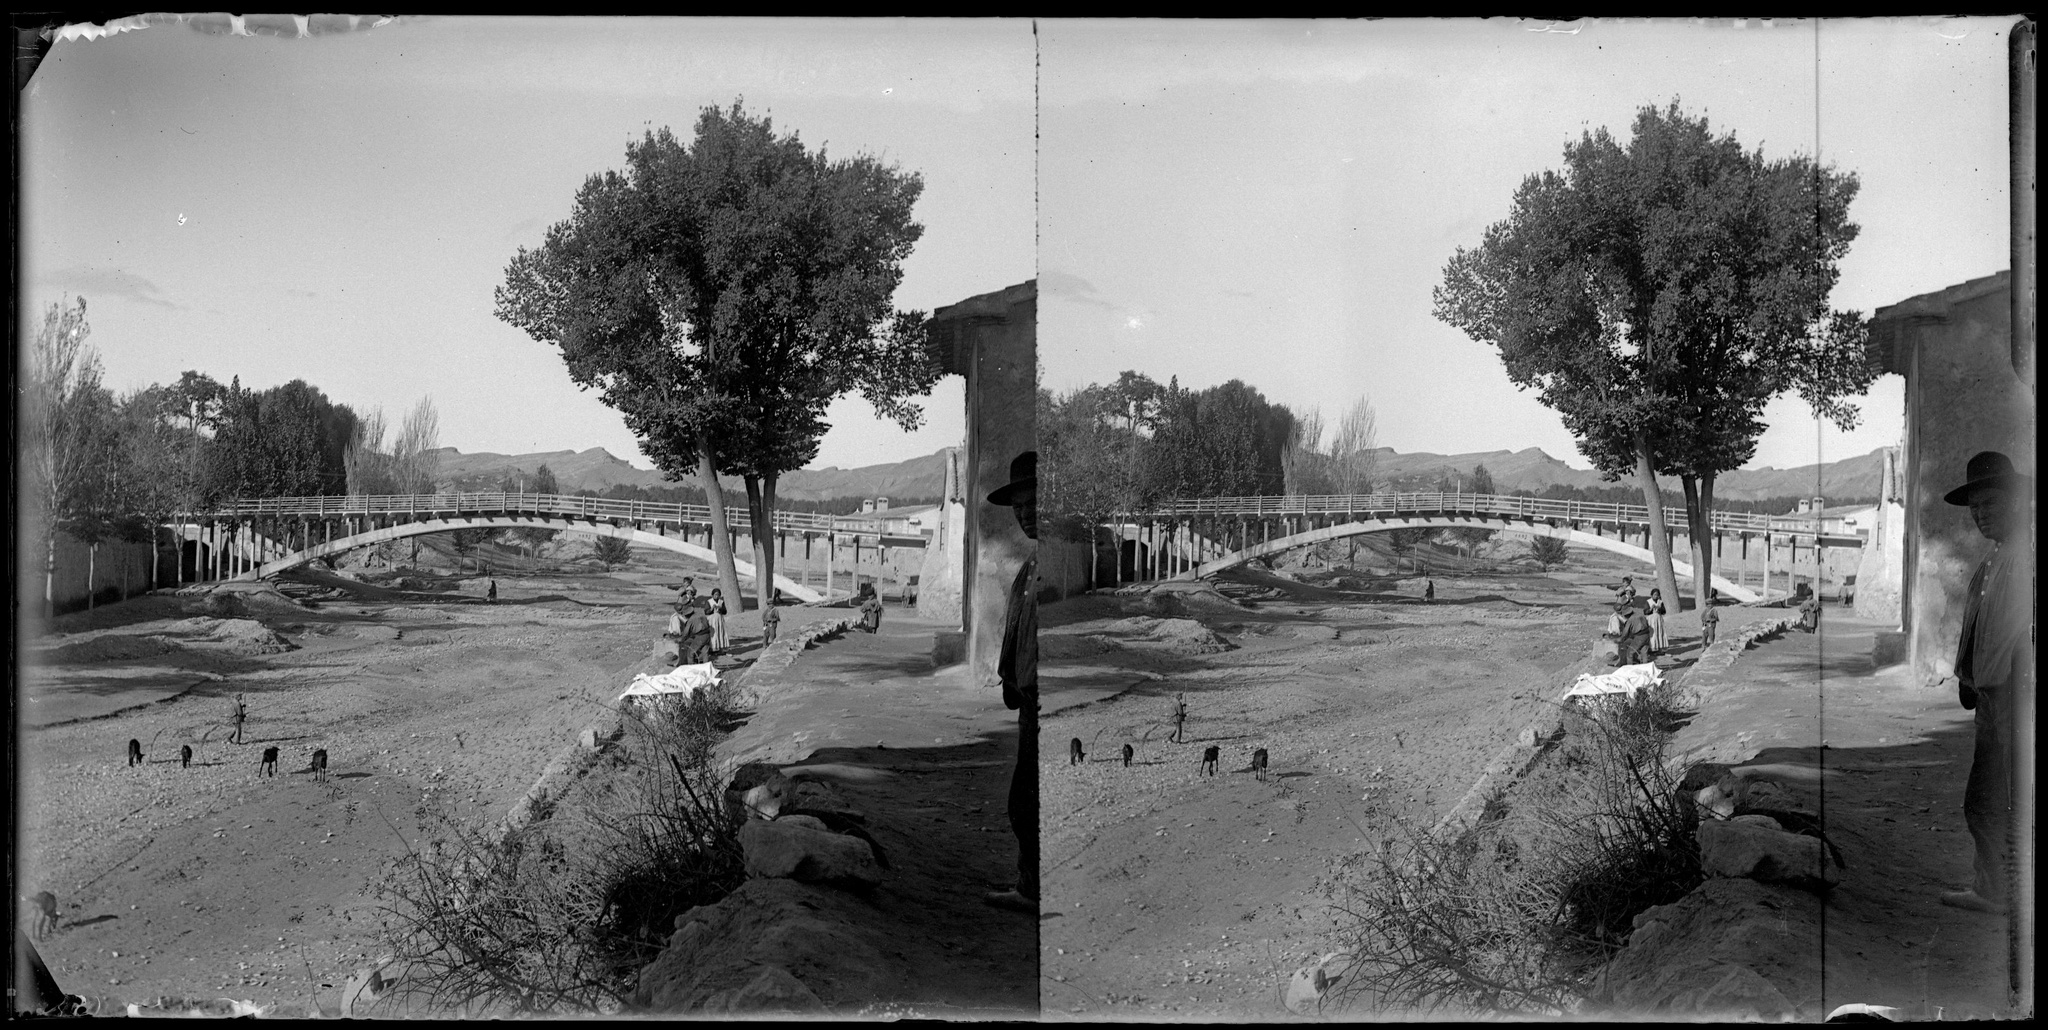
[1069, 738, 1085, 765]
[27, 891, 58, 940]
[1200, 745, 1219, 776]
[1122, 743, 1134, 767]
[127, 739, 143, 767]
[312, 748, 329, 783]
[259, 746, 279, 777]
[180, 744, 193, 768]
[1252, 747, 1270, 782]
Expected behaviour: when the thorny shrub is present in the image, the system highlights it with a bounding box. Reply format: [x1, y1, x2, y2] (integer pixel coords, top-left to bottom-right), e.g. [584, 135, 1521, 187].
[1318, 684, 1702, 1017]
[369, 679, 748, 1016]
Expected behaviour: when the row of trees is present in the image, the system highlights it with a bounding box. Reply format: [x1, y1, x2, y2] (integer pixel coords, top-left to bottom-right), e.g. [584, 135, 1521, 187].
[22, 296, 450, 614]
[1040, 372, 1372, 528]
[496, 100, 945, 613]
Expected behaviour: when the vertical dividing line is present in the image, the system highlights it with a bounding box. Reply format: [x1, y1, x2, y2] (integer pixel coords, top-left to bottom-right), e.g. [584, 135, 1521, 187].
[1811, 17, 1829, 1009]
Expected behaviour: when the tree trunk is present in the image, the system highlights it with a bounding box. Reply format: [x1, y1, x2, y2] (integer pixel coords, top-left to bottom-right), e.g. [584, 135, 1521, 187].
[1631, 435, 1684, 615]
[88, 541, 98, 610]
[46, 532, 57, 619]
[1681, 474, 1716, 613]
[696, 441, 745, 613]
[742, 473, 780, 614]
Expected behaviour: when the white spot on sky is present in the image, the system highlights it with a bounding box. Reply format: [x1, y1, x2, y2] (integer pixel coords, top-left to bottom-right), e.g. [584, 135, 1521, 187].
[177, 213, 187, 225]
[1126, 316, 1145, 330]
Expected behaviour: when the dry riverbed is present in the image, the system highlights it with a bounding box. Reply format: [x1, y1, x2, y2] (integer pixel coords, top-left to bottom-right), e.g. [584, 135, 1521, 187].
[1036, 549, 1658, 1020]
[13, 543, 835, 1017]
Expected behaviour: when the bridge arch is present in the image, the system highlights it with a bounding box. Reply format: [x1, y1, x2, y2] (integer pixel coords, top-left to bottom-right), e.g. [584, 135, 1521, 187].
[233, 515, 824, 602]
[1177, 515, 1760, 603]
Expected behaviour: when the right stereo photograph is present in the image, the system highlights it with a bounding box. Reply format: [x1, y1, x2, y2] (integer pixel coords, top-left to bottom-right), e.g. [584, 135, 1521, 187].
[1034, 17, 2035, 1023]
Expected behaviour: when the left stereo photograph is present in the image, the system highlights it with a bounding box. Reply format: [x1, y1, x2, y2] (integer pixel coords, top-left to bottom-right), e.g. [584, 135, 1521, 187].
[13, 15, 1038, 1020]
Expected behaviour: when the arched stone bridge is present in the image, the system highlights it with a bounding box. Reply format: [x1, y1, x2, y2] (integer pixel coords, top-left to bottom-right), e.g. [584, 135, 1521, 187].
[170, 492, 935, 604]
[1103, 491, 1865, 604]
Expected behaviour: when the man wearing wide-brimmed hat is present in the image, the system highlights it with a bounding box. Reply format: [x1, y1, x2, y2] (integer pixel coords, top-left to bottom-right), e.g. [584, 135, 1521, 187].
[983, 451, 1038, 914]
[1937, 450, 2034, 916]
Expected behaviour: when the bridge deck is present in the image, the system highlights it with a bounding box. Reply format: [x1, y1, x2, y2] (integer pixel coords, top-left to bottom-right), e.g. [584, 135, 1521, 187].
[180, 492, 891, 535]
[1128, 491, 1852, 539]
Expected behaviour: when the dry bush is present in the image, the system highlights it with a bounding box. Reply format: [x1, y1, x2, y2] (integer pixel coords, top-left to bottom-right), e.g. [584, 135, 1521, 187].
[1319, 686, 1701, 1017]
[369, 681, 748, 1015]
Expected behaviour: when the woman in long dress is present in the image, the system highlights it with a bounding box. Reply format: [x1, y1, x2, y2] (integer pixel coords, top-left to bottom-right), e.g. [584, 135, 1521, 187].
[707, 589, 729, 653]
[1647, 589, 1668, 653]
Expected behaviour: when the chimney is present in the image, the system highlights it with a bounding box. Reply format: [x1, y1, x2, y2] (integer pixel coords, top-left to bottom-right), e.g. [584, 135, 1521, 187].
[876, 496, 889, 512]
[861, 499, 876, 514]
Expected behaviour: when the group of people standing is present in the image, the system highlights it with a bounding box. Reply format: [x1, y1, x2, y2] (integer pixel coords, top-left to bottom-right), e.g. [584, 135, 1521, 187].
[1605, 575, 1668, 666]
[666, 577, 729, 664]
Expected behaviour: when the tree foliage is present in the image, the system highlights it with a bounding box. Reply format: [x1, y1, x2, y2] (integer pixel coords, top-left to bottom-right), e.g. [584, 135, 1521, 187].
[1435, 100, 1872, 610]
[1526, 535, 1571, 571]
[496, 99, 938, 611]
[591, 535, 633, 571]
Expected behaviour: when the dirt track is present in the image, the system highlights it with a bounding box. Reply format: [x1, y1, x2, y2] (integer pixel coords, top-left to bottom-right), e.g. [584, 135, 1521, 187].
[1036, 547, 1646, 1020]
[12, 542, 835, 1016]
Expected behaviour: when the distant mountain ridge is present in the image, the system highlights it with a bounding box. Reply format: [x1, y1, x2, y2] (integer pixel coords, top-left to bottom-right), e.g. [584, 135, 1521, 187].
[430, 446, 950, 502]
[429, 443, 1883, 506]
[1366, 446, 1885, 502]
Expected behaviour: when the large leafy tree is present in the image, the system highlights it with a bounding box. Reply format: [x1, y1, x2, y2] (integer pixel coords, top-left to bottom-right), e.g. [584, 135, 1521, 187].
[23, 297, 109, 615]
[497, 100, 937, 611]
[1436, 100, 1871, 610]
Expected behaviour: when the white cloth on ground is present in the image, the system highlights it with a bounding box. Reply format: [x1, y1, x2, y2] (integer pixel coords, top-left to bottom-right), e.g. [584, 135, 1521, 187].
[619, 662, 723, 701]
[1565, 662, 1665, 701]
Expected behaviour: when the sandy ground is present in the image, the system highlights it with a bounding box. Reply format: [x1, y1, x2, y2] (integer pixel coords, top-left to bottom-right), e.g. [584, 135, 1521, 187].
[11, 539, 844, 1015]
[1662, 612, 2017, 1019]
[1036, 546, 1660, 1020]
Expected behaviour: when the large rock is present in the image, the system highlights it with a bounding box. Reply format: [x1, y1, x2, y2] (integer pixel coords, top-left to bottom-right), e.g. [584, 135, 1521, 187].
[634, 878, 899, 1013]
[1595, 877, 1821, 1019]
[1099, 616, 1233, 655]
[1697, 817, 1839, 892]
[739, 818, 884, 888]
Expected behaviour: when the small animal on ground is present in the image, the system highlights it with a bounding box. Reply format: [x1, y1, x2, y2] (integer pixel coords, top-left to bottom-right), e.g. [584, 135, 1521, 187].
[1069, 737, 1085, 765]
[27, 891, 58, 939]
[1200, 745, 1219, 776]
[1252, 747, 1270, 781]
[1122, 743, 1134, 767]
[127, 739, 142, 767]
[311, 748, 329, 783]
[180, 744, 193, 768]
[259, 746, 279, 777]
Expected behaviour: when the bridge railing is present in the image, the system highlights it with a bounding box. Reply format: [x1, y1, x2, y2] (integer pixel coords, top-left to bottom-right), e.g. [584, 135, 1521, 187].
[182, 492, 887, 536]
[1133, 491, 1827, 536]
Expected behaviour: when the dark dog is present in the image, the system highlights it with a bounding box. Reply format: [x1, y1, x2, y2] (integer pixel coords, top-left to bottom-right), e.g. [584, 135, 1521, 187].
[1122, 743, 1134, 767]
[1200, 745, 1219, 776]
[259, 746, 279, 777]
[127, 739, 143, 767]
[181, 744, 193, 768]
[312, 748, 329, 783]
[1252, 747, 1270, 782]
[1069, 737, 1085, 765]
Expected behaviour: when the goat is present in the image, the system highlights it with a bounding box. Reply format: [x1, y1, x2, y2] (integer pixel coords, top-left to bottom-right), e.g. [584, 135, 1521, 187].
[127, 739, 143, 767]
[1122, 743, 1134, 767]
[311, 748, 329, 783]
[1252, 747, 1270, 782]
[1069, 737, 1085, 765]
[1200, 745, 1219, 776]
[180, 744, 193, 768]
[259, 746, 279, 777]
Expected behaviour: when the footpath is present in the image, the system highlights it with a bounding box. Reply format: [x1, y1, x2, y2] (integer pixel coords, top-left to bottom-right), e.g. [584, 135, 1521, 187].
[625, 606, 1037, 1018]
[1593, 608, 2020, 1020]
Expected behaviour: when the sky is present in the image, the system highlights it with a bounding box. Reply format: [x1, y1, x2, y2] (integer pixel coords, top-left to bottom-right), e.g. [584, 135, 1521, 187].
[1039, 17, 2018, 475]
[20, 16, 1035, 473]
